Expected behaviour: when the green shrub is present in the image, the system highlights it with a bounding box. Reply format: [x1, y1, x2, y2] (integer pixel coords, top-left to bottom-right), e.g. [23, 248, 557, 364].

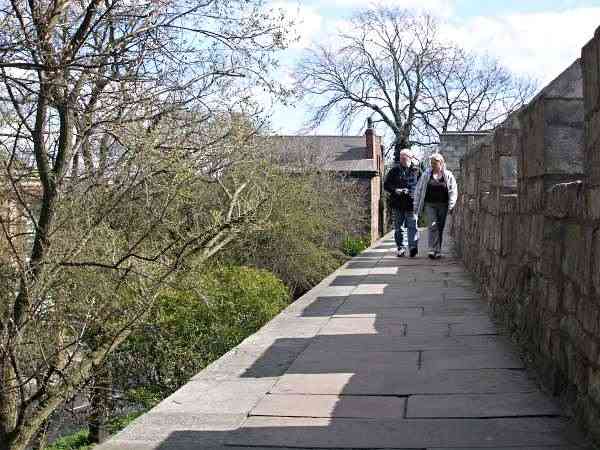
[222, 169, 368, 296]
[111, 265, 290, 399]
[45, 411, 143, 450]
[45, 430, 92, 450]
[342, 236, 370, 256]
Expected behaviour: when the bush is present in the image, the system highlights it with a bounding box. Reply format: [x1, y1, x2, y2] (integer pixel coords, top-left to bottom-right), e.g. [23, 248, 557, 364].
[342, 236, 370, 256]
[223, 169, 368, 297]
[45, 430, 92, 450]
[111, 265, 290, 400]
[45, 412, 143, 450]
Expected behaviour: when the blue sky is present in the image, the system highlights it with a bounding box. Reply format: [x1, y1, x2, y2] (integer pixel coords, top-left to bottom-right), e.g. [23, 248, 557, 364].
[265, 0, 600, 135]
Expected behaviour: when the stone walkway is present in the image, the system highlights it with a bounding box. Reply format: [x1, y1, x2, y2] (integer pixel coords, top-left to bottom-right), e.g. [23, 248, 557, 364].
[99, 231, 593, 449]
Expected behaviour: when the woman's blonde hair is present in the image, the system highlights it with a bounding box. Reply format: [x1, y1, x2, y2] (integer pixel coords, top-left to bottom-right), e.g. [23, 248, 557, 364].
[430, 152, 445, 164]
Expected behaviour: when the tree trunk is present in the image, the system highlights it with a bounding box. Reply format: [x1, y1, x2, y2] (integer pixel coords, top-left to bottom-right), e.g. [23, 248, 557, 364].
[88, 369, 113, 444]
[393, 135, 410, 162]
[0, 360, 18, 450]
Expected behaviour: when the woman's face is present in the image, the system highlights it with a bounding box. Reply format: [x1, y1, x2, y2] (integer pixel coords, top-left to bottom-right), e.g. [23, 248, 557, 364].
[431, 159, 442, 171]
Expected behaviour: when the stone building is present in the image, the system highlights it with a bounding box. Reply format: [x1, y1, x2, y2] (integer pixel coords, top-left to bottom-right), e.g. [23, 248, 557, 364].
[265, 126, 385, 243]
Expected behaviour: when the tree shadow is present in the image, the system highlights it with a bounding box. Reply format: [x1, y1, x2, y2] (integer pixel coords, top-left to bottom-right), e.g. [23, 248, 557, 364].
[146, 234, 589, 450]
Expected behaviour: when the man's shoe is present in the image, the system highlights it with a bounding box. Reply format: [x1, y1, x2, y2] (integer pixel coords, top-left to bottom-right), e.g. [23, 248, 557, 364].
[434, 251, 442, 259]
[397, 249, 406, 257]
[409, 247, 418, 258]
[428, 251, 435, 259]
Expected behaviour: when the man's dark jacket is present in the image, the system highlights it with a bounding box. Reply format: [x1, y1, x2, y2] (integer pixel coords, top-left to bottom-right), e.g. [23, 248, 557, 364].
[384, 163, 421, 212]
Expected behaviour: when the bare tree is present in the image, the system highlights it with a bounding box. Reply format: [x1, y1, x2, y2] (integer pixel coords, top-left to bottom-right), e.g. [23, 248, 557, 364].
[414, 47, 536, 145]
[0, 1, 292, 449]
[296, 6, 535, 161]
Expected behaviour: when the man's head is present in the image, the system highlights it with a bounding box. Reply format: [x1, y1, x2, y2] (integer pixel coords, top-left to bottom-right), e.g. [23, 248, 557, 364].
[399, 148, 412, 167]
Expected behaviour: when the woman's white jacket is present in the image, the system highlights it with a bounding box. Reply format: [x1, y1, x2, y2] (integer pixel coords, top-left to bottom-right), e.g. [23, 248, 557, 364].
[413, 168, 458, 216]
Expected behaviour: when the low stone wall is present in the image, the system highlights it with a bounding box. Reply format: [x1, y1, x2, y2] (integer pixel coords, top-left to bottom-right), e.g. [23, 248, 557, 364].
[452, 28, 600, 443]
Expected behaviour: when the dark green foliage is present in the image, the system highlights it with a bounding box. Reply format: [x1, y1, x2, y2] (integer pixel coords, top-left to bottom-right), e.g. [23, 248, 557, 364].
[223, 169, 368, 297]
[45, 412, 144, 450]
[45, 430, 92, 450]
[342, 236, 370, 256]
[111, 265, 290, 400]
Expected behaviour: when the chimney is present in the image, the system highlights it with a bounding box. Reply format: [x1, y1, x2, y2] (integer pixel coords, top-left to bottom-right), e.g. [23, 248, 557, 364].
[365, 117, 376, 159]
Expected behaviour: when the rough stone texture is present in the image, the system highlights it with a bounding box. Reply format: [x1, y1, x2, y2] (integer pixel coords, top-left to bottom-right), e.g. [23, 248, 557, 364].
[451, 30, 600, 447]
[439, 131, 493, 175]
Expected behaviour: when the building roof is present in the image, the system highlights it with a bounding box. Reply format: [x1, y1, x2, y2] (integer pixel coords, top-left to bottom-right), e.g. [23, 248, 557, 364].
[440, 131, 493, 136]
[261, 135, 377, 173]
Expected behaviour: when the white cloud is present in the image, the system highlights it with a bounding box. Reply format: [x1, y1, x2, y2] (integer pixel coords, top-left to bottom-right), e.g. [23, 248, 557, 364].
[323, 0, 456, 18]
[269, 1, 324, 49]
[442, 8, 600, 85]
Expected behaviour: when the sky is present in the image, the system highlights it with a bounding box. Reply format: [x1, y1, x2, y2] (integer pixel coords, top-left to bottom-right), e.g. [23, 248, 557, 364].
[265, 0, 600, 135]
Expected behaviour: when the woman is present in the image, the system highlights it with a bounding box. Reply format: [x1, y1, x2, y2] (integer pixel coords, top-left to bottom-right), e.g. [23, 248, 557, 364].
[413, 153, 458, 259]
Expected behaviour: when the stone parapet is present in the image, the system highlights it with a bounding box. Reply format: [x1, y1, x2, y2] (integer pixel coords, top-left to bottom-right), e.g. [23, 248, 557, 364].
[582, 27, 600, 186]
[452, 30, 600, 445]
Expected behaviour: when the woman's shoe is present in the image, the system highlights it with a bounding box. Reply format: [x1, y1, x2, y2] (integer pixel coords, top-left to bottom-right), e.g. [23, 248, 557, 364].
[434, 251, 442, 259]
[428, 251, 435, 259]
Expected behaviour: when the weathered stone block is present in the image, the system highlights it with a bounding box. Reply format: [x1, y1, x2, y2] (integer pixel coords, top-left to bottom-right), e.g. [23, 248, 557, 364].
[520, 92, 584, 180]
[594, 228, 600, 296]
[585, 110, 600, 186]
[560, 225, 593, 295]
[585, 186, 600, 220]
[589, 366, 600, 405]
[562, 282, 579, 314]
[547, 280, 562, 313]
[577, 299, 599, 335]
[545, 181, 585, 219]
[500, 216, 516, 257]
[494, 128, 521, 156]
[521, 178, 545, 213]
[528, 214, 545, 257]
[582, 30, 600, 116]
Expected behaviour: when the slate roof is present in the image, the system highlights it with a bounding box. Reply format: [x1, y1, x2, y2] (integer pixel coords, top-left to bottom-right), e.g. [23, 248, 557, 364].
[261, 135, 377, 173]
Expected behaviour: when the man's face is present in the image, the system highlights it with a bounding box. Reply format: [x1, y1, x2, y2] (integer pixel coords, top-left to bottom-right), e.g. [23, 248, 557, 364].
[399, 153, 410, 167]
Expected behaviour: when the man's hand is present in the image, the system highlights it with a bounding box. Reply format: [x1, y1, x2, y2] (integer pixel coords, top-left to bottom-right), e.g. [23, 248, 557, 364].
[395, 188, 409, 195]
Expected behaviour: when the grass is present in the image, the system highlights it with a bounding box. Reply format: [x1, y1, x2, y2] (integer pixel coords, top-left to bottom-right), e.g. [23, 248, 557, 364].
[45, 411, 145, 450]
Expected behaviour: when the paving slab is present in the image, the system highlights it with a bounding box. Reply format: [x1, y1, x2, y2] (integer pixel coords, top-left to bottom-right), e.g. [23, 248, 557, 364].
[270, 369, 538, 396]
[304, 334, 516, 354]
[422, 348, 524, 370]
[284, 296, 347, 318]
[251, 393, 406, 419]
[336, 293, 445, 310]
[407, 392, 562, 418]
[332, 307, 424, 319]
[227, 416, 587, 448]
[318, 317, 408, 335]
[152, 378, 277, 415]
[105, 412, 245, 445]
[336, 267, 399, 276]
[285, 349, 419, 373]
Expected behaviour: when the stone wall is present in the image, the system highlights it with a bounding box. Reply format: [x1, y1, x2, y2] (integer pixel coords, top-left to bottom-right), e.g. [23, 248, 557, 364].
[452, 29, 600, 444]
[439, 131, 492, 176]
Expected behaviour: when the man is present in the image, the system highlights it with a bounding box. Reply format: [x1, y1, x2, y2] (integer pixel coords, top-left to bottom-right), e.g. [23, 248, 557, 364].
[384, 149, 421, 257]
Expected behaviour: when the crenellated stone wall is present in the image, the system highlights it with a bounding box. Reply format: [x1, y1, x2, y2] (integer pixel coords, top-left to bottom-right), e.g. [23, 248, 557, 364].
[452, 29, 600, 444]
